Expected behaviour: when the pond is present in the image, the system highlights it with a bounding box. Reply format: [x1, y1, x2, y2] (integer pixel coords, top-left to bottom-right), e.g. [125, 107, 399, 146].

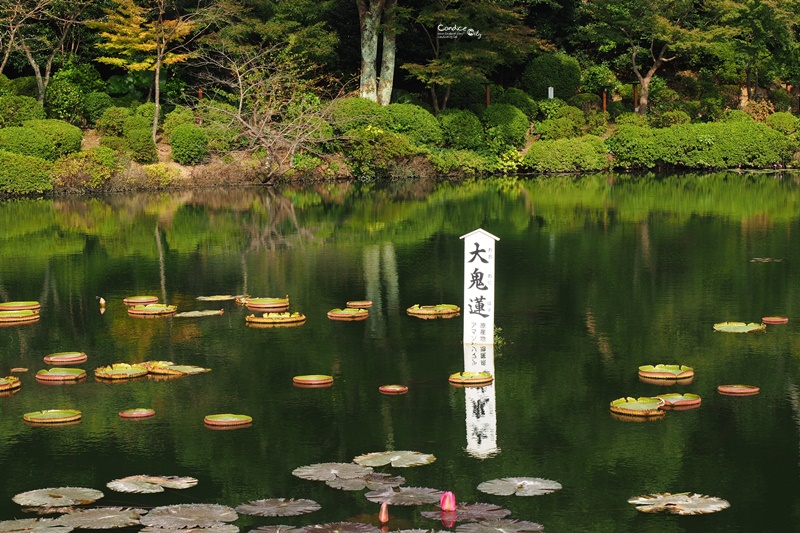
[0, 171, 799, 533]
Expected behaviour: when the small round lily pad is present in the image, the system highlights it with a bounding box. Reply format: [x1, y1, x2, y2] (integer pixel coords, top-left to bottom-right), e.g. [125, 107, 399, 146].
[123, 296, 158, 305]
[637, 364, 694, 380]
[406, 304, 460, 319]
[379, 384, 408, 395]
[23, 410, 82, 424]
[44, 352, 88, 365]
[449, 372, 493, 386]
[327, 308, 368, 321]
[655, 393, 702, 410]
[609, 397, 666, 418]
[713, 321, 766, 333]
[204, 414, 253, 426]
[293, 375, 333, 386]
[762, 316, 788, 325]
[718, 384, 760, 396]
[35, 368, 86, 382]
[119, 408, 155, 419]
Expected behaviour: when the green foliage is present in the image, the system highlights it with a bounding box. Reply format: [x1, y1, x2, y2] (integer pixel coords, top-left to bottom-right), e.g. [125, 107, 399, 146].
[8, 77, 38, 98]
[0, 127, 56, 160]
[720, 109, 753, 123]
[99, 136, 128, 152]
[581, 64, 618, 94]
[163, 105, 196, 141]
[650, 110, 692, 128]
[344, 126, 423, 179]
[123, 114, 153, 135]
[521, 53, 581, 101]
[291, 153, 323, 173]
[96, 106, 132, 136]
[481, 104, 529, 150]
[770, 88, 792, 112]
[384, 103, 443, 146]
[82, 92, 115, 126]
[125, 128, 158, 164]
[196, 101, 246, 153]
[328, 97, 388, 134]
[522, 135, 610, 173]
[50, 147, 120, 190]
[142, 163, 181, 187]
[135, 102, 160, 124]
[743, 99, 775, 122]
[52, 61, 104, 94]
[567, 93, 601, 113]
[536, 117, 581, 140]
[22, 119, 83, 159]
[426, 148, 490, 176]
[497, 88, 538, 120]
[586, 110, 608, 136]
[607, 122, 795, 169]
[439, 109, 484, 150]
[0, 150, 53, 194]
[765, 112, 798, 135]
[0, 96, 46, 127]
[537, 98, 567, 119]
[170, 123, 208, 165]
[615, 112, 649, 126]
[44, 78, 83, 124]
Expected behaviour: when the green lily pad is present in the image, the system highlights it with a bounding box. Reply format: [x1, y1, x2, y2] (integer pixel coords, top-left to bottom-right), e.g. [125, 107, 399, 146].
[22, 410, 82, 424]
[174, 310, 224, 318]
[204, 414, 252, 426]
[94, 363, 148, 380]
[455, 520, 544, 533]
[196, 295, 236, 301]
[127, 304, 177, 316]
[637, 364, 694, 380]
[35, 368, 86, 381]
[713, 321, 766, 333]
[609, 397, 665, 417]
[353, 451, 436, 468]
[656, 393, 702, 409]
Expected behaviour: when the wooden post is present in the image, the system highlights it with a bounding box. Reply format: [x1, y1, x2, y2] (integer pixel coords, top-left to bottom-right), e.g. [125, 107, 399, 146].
[485, 83, 491, 107]
[602, 89, 607, 114]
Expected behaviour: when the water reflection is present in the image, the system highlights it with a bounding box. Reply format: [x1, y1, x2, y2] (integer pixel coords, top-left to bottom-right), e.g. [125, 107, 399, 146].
[462, 344, 498, 459]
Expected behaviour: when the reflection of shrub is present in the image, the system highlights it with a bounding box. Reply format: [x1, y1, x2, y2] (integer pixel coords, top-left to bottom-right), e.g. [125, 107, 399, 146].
[50, 146, 120, 190]
[0, 127, 56, 160]
[522, 135, 609, 173]
[765, 112, 798, 135]
[0, 95, 46, 127]
[439, 109, 484, 150]
[0, 150, 53, 194]
[125, 128, 157, 164]
[96, 106, 131, 136]
[23, 119, 82, 159]
[170, 123, 208, 165]
[384, 103, 443, 145]
[481, 104, 529, 149]
[163, 106, 196, 141]
[521, 53, 581, 100]
[82, 92, 114, 126]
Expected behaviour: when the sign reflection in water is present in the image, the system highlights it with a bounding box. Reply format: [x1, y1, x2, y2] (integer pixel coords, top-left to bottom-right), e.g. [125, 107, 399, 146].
[463, 343, 498, 458]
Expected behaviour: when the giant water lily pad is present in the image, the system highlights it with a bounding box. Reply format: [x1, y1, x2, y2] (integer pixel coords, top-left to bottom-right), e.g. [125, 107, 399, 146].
[52, 508, 146, 529]
[0, 376, 21, 391]
[477, 477, 562, 497]
[627, 492, 730, 515]
[22, 410, 82, 424]
[174, 310, 224, 318]
[141, 527, 239, 533]
[609, 397, 666, 418]
[144, 361, 209, 375]
[353, 451, 436, 468]
[656, 393, 702, 409]
[637, 364, 694, 380]
[107, 475, 197, 494]
[13, 488, 103, 507]
[455, 520, 544, 533]
[0, 519, 73, 533]
[0, 310, 39, 323]
[35, 368, 86, 382]
[326, 473, 405, 491]
[406, 304, 460, 318]
[292, 463, 372, 482]
[296, 523, 380, 533]
[0, 301, 40, 311]
[420, 503, 511, 522]
[364, 487, 443, 506]
[713, 322, 766, 333]
[327, 308, 368, 321]
[140, 504, 237, 528]
[128, 304, 177, 316]
[235, 499, 320, 517]
[94, 363, 148, 380]
[196, 295, 236, 302]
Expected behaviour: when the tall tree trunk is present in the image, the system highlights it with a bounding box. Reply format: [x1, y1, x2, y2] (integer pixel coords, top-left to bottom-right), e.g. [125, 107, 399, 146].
[356, 0, 384, 102]
[153, 54, 162, 143]
[376, 0, 396, 106]
[631, 41, 669, 115]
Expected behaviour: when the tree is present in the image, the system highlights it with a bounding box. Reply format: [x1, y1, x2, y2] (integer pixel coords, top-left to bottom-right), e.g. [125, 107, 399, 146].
[0, 0, 52, 76]
[356, 0, 400, 105]
[581, 0, 735, 115]
[89, 0, 200, 141]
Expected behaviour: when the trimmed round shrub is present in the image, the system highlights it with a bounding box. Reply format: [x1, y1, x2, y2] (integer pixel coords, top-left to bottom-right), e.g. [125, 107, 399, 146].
[536, 117, 581, 140]
[8, 76, 38, 98]
[123, 114, 153, 135]
[134, 102, 159, 123]
[650, 110, 691, 128]
[426, 148, 490, 176]
[586, 110, 608, 136]
[196, 100, 246, 153]
[170, 123, 208, 165]
[481, 104, 529, 149]
[143, 163, 181, 187]
[439, 109, 484, 150]
[497, 88, 538, 120]
[328, 97, 388, 134]
[522, 135, 609, 173]
[581, 64, 618, 95]
[567, 93, 601, 113]
[384, 103, 443, 145]
[615, 112, 649, 127]
[0, 150, 53, 194]
[719, 109, 753, 123]
[163, 105, 196, 141]
[23, 119, 82, 159]
[125, 128, 158, 164]
[44, 78, 83, 124]
[765, 111, 798, 135]
[99, 136, 128, 152]
[50, 146, 120, 190]
[0, 127, 56, 160]
[345, 126, 422, 179]
[96, 106, 131, 137]
[537, 97, 567, 119]
[0, 95, 46, 127]
[82, 92, 114, 126]
[521, 53, 581, 101]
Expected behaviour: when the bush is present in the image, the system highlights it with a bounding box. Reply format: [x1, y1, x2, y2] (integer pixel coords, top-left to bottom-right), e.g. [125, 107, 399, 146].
[0, 127, 56, 160]
[196, 101, 246, 152]
[99, 136, 128, 152]
[522, 135, 609, 173]
[536, 117, 581, 140]
[170, 123, 208, 165]
[163, 105, 196, 141]
[581, 64, 618, 95]
[426, 148, 490, 176]
[481, 103, 529, 150]
[720, 109, 752, 122]
[124, 113, 153, 135]
[567, 93, 601, 114]
[328, 97, 388, 134]
[497, 88, 538, 120]
[52, 60, 104, 94]
[605, 125, 661, 168]
[44, 78, 83, 124]
[142, 163, 181, 187]
[50, 146, 120, 190]
[650, 110, 691, 128]
[0, 150, 53, 194]
[743, 99, 774, 122]
[8, 76, 38, 98]
[134, 102, 160, 124]
[0, 96, 46, 127]
[344, 126, 423, 179]
[586, 110, 608, 136]
[439, 109, 484, 150]
[765, 112, 798, 135]
[384, 103, 443, 145]
[82, 92, 114, 126]
[521, 53, 581, 101]
[96, 106, 131, 137]
[125, 128, 158, 164]
[536, 98, 566, 119]
[22, 119, 82, 159]
[615, 112, 649, 127]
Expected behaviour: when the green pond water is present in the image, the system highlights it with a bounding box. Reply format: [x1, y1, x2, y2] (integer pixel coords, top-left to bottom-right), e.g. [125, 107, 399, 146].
[0, 172, 799, 533]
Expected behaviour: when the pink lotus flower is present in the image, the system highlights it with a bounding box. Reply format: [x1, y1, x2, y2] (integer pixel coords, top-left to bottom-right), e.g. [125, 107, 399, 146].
[440, 491, 456, 511]
[379, 502, 389, 524]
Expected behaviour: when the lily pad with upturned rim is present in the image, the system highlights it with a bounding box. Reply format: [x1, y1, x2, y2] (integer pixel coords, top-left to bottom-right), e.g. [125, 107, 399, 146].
[0, 376, 21, 391]
[196, 295, 237, 302]
[327, 308, 368, 321]
[406, 304, 460, 318]
[610, 397, 666, 418]
[22, 410, 82, 424]
[379, 384, 408, 395]
[627, 492, 730, 515]
[35, 368, 86, 382]
[718, 384, 760, 396]
[449, 372, 493, 386]
[0, 301, 40, 311]
[140, 504, 237, 529]
[44, 353, 88, 365]
[246, 312, 306, 325]
[0, 518, 73, 533]
[325, 472, 405, 491]
[420, 503, 511, 522]
[292, 462, 373, 482]
[51, 507, 146, 529]
[127, 304, 177, 316]
[94, 363, 148, 380]
[637, 364, 694, 380]
[454, 520, 544, 533]
[354, 451, 436, 468]
[123, 296, 158, 305]
[346, 300, 372, 308]
[118, 408, 155, 419]
[762, 316, 788, 325]
[293, 375, 333, 386]
[656, 393, 702, 410]
[204, 414, 252, 427]
[712, 321, 766, 333]
[0, 310, 40, 323]
[235, 498, 321, 517]
[12, 487, 103, 507]
[477, 477, 562, 497]
[364, 487, 443, 506]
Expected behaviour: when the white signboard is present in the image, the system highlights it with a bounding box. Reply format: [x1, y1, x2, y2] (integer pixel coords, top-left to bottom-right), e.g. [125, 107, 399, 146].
[463, 343, 499, 458]
[460, 229, 499, 345]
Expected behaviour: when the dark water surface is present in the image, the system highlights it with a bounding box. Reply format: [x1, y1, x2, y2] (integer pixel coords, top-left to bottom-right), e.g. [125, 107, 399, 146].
[1, 172, 799, 533]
